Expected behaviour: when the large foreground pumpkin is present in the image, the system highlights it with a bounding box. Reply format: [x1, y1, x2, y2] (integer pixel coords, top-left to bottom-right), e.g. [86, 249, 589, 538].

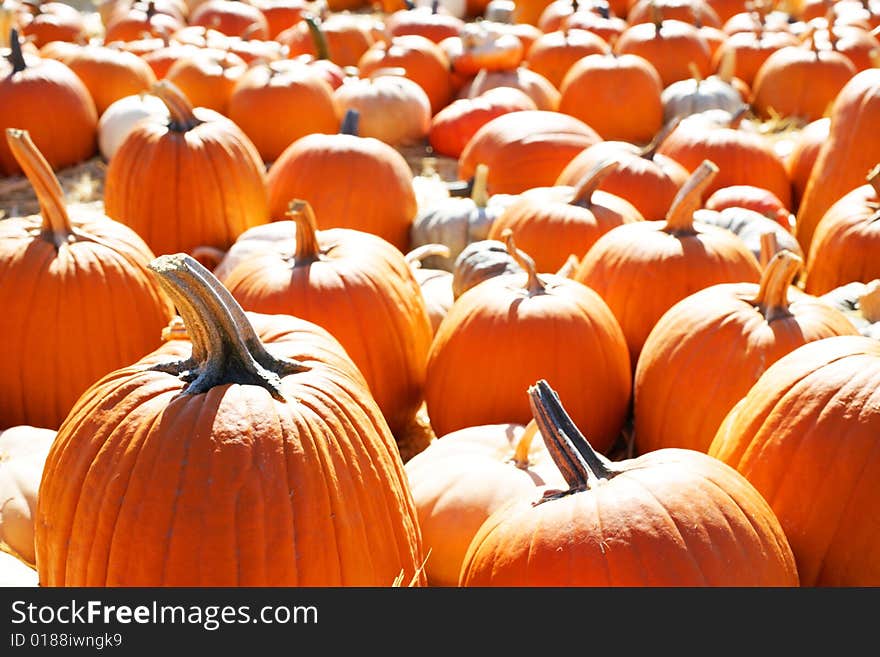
[35, 254, 425, 586]
[459, 381, 799, 586]
[710, 336, 880, 586]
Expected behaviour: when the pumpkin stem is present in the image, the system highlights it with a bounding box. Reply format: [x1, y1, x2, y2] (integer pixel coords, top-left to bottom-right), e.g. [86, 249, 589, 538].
[431, 0, 439, 13]
[528, 380, 619, 497]
[663, 160, 719, 234]
[287, 199, 322, 262]
[717, 47, 736, 83]
[570, 159, 619, 208]
[750, 249, 801, 322]
[759, 231, 778, 269]
[305, 14, 330, 61]
[511, 422, 539, 469]
[406, 244, 450, 269]
[859, 280, 880, 322]
[148, 254, 309, 398]
[340, 108, 359, 135]
[640, 116, 681, 160]
[5, 129, 75, 249]
[502, 229, 546, 295]
[866, 163, 880, 197]
[688, 60, 703, 85]
[8, 28, 25, 73]
[471, 163, 490, 207]
[556, 253, 580, 278]
[151, 80, 202, 131]
[652, 1, 663, 33]
[729, 104, 749, 129]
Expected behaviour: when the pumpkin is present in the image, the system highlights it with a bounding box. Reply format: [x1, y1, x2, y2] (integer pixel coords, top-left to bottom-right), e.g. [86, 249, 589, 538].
[405, 422, 563, 587]
[661, 60, 745, 124]
[188, 0, 268, 38]
[805, 165, 880, 294]
[458, 110, 601, 195]
[163, 46, 247, 115]
[705, 0, 749, 22]
[709, 335, 880, 586]
[614, 18, 713, 87]
[560, 6, 628, 42]
[819, 279, 880, 339]
[441, 21, 524, 75]
[634, 250, 858, 456]
[411, 156, 452, 211]
[626, 0, 723, 27]
[538, 0, 623, 33]
[104, 81, 269, 258]
[46, 43, 158, 116]
[695, 206, 803, 265]
[141, 40, 202, 79]
[460, 380, 799, 586]
[97, 92, 170, 161]
[710, 22, 799, 87]
[103, 1, 185, 42]
[559, 51, 663, 145]
[265, 110, 416, 252]
[357, 34, 453, 115]
[795, 69, 880, 254]
[387, 1, 465, 43]
[227, 59, 338, 163]
[406, 244, 455, 334]
[488, 160, 644, 272]
[278, 13, 375, 68]
[34, 253, 425, 586]
[249, 0, 306, 39]
[574, 161, 762, 365]
[0, 425, 56, 567]
[657, 108, 793, 209]
[0, 551, 38, 586]
[785, 117, 830, 212]
[429, 86, 537, 158]
[457, 67, 560, 111]
[522, 27, 609, 89]
[17, 1, 84, 48]
[425, 231, 632, 451]
[705, 184, 794, 230]
[0, 128, 174, 430]
[410, 164, 518, 270]
[812, 21, 880, 72]
[555, 122, 690, 219]
[220, 200, 433, 436]
[0, 29, 97, 175]
[751, 34, 856, 122]
[333, 69, 431, 147]
[451, 238, 523, 298]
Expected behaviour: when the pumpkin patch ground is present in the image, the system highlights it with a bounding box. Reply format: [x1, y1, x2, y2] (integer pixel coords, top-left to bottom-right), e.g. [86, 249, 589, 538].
[1, 0, 879, 599]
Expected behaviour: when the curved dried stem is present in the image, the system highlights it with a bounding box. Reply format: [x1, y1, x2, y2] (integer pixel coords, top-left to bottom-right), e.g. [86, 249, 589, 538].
[571, 159, 619, 207]
[406, 244, 451, 269]
[502, 229, 546, 295]
[759, 231, 778, 270]
[664, 160, 719, 234]
[750, 249, 801, 322]
[511, 422, 539, 469]
[641, 116, 682, 160]
[471, 163, 490, 207]
[287, 199, 322, 261]
[151, 80, 201, 131]
[8, 28, 26, 73]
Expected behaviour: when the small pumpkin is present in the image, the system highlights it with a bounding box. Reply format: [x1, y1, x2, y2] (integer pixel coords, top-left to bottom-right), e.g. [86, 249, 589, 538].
[704, 184, 794, 230]
[17, 0, 85, 48]
[522, 27, 608, 89]
[457, 67, 560, 111]
[710, 21, 799, 87]
[163, 46, 248, 115]
[661, 60, 745, 124]
[626, 0, 723, 27]
[103, 0, 184, 42]
[695, 205, 803, 265]
[97, 92, 170, 161]
[440, 21, 524, 75]
[189, 0, 269, 38]
[387, 1, 465, 43]
[614, 17, 713, 87]
[819, 279, 880, 339]
[459, 380, 800, 586]
[278, 12, 375, 68]
[451, 238, 523, 298]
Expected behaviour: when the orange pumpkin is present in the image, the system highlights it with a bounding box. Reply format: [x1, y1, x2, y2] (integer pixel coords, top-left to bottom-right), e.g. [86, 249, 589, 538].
[709, 335, 880, 586]
[0, 128, 174, 430]
[278, 13, 375, 68]
[626, 0, 723, 27]
[35, 254, 425, 586]
[189, 0, 269, 38]
[265, 111, 417, 251]
[710, 26, 799, 87]
[488, 160, 644, 272]
[0, 30, 97, 175]
[103, 1, 185, 42]
[524, 28, 609, 89]
[104, 81, 269, 257]
[440, 22, 525, 75]
[164, 46, 248, 115]
[425, 231, 632, 452]
[786, 119, 829, 213]
[17, 1, 85, 48]
[459, 380, 799, 586]
[614, 18, 713, 87]
[634, 250, 858, 455]
[457, 67, 561, 111]
[386, 3, 465, 43]
[574, 161, 762, 365]
[220, 200, 433, 436]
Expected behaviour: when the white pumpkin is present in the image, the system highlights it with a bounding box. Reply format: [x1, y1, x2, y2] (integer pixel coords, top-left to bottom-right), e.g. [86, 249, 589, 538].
[410, 164, 518, 271]
[696, 206, 804, 267]
[661, 57, 744, 124]
[451, 237, 523, 298]
[0, 425, 56, 568]
[98, 92, 170, 161]
[819, 280, 880, 340]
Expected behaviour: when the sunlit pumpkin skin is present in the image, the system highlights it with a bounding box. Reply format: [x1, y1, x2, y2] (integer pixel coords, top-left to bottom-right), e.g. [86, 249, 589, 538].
[458, 110, 601, 195]
[163, 47, 247, 115]
[17, 1, 85, 48]
[805, 169, 880, 294]
[523, 28, 608, 90]
[457, 67, 560, 111]
[221, 201, 433, 436]
[614, 18, 713, 87]
[386, 4, 465, 43]
[574, 161, 762, 366]
[488, 160, 644, 272]
[537, 0, 625, 33]
[657, 109, 793, 209]
[812, 23, 880, 72]
[406, 422, 564, 586]
[451, 238, 523, 299]
[227, 59, 339, 163]
[560, 9, 628, 43]
[0, 425, 57, 567]
[141, 42, 202, 79]
[46, 44, 157, 115]
[559, 52, 663, 145]
[249, 0, 306, 39]
[709, 336, 880, 586]
[189, 0, 269, 38]
[103, 1, 185, 42]
[459, 381, 799, 587]
[554, 125, 690, 219]
[429, 87, 537, 158]
[0, 129, 174, 430]
[278, 13, 375, 68]
[634, 250, 858, 456]
[104, 82, 269, 258]
[357, 35, 453, 115]
[265, 112, 417, 252]
[627, 0, 722, 27]
[0, 31, 97, 175]
[705, 185, 793, 231]
[786, 117, 829, 213]
[35, 254, 426, 587]
[710, 27, 798, 87]
[796, 69, 880, 255]
[426, 232, 632, 453]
